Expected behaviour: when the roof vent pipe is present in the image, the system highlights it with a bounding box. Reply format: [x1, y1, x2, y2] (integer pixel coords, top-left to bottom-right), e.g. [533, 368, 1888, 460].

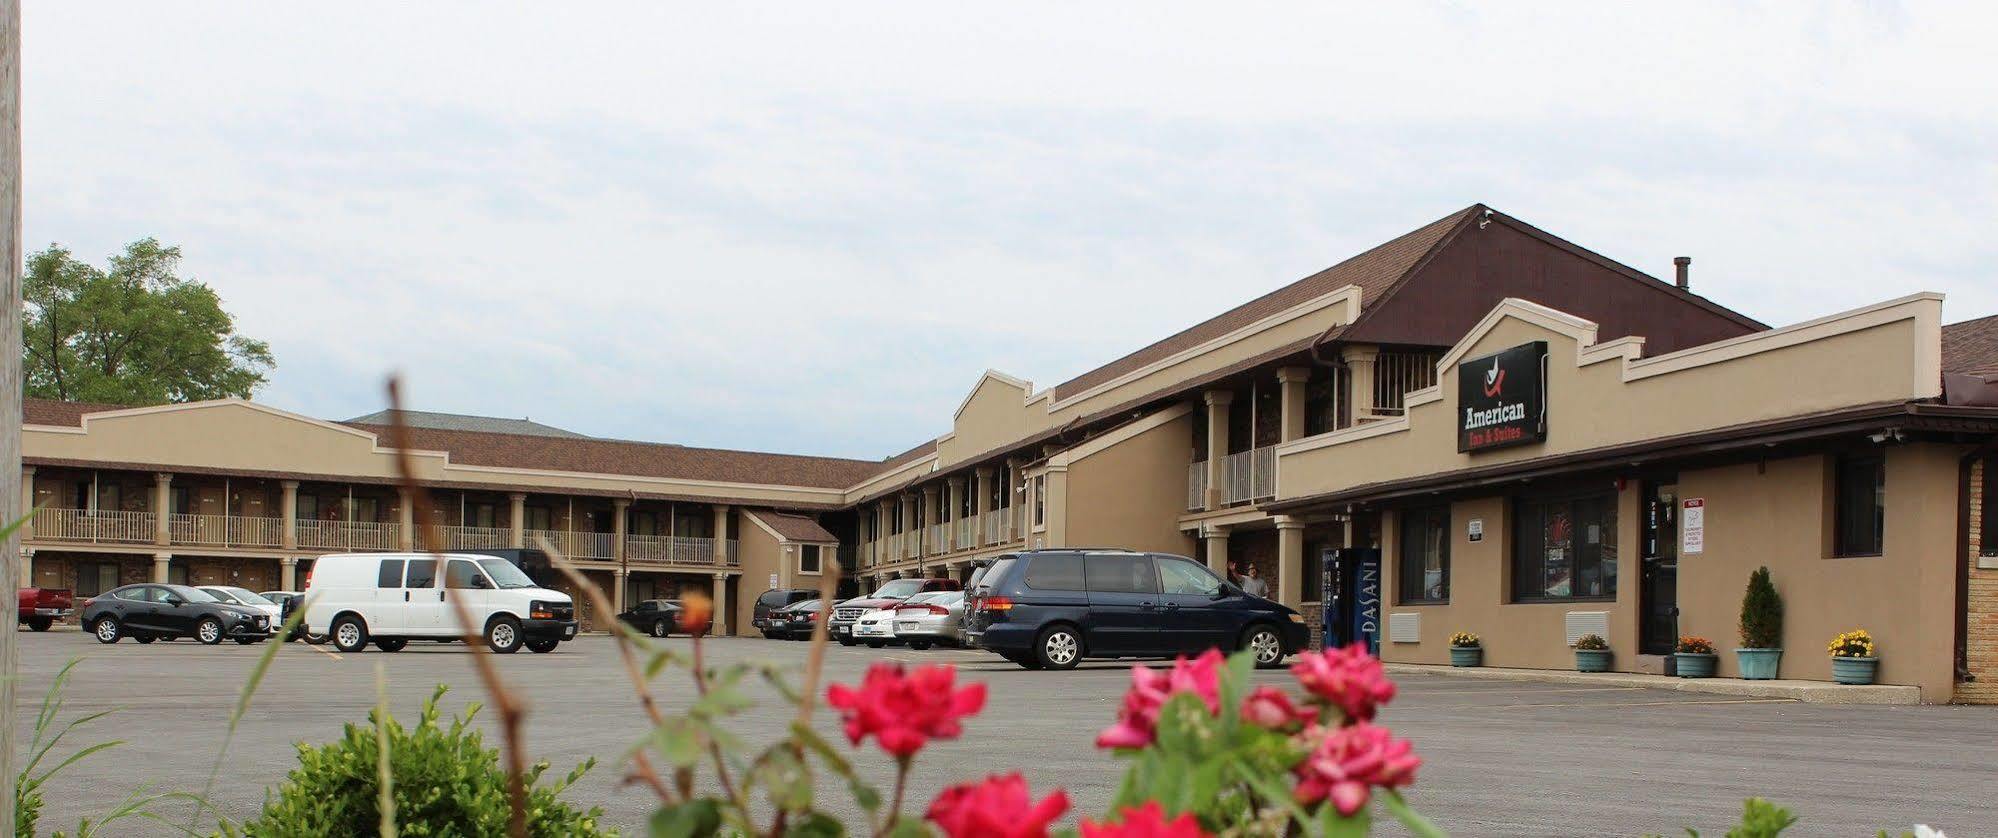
[1673, 256, 1691, 290]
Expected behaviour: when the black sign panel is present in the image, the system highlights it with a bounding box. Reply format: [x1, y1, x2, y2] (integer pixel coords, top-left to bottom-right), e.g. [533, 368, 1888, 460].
[1456, 341, 1547, 453]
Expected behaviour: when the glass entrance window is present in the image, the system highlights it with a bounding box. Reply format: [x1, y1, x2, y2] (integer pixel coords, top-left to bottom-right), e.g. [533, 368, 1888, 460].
[1511, 491, 1618, 601]
[1833, 453, 1886, 557]
[1397, 506, 1449, 604]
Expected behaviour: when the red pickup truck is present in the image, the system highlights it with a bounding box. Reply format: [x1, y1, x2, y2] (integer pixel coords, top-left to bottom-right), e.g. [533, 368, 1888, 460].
[18, 587, 74, 632]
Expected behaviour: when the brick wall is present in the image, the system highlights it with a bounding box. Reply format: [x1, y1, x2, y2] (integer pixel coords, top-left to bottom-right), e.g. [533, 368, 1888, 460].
[1301, 602, 1325, 650]
[1961, 459, 1998, 703]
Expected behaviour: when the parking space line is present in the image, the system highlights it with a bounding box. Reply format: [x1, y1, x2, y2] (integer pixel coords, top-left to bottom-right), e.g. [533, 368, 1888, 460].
[1491, 697, 1796, 709]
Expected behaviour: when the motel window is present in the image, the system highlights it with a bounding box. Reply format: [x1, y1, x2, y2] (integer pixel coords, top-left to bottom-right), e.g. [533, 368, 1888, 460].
[800, 544, 822, 574]
[75, 562, 121, 597]
[1511, 490, 1618, 601]
[1834, 453, 1886, 557]
[296, 494, 319, 520]
[1982, 458, 1998, 557]
[1397, 506, 1450, 604]
[466, 502, 498, 529]
[526, 506, 553, 531]
[1304, 370, 1344, 436]
[1033, 475, 1047, 527]
[350, 496, 380, 523]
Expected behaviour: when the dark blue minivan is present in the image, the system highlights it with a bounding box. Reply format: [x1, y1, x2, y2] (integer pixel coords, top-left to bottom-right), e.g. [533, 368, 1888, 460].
[962, 549, 1310, 670]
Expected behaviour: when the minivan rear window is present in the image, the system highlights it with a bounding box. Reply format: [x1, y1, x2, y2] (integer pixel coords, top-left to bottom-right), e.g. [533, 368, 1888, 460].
[977, 557, 1017, 592]
[1022, 554, 1084, 590]
[377, 559, 405, 588]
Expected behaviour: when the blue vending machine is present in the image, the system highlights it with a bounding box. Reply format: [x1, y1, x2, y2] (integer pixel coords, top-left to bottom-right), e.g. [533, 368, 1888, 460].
[1320, 546, 1381, 655]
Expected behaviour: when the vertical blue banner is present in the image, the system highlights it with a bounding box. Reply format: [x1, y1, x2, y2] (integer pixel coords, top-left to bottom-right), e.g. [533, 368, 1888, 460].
[1351, 551, 1380, 656]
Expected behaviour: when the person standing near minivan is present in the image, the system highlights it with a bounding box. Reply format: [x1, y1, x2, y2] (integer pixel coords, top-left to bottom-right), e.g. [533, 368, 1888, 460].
[1240, 564, 1269, 599]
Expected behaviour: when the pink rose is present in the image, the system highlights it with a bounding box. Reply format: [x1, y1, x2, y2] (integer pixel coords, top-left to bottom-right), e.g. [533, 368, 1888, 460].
[1081, 801, 1211, 838]
[1095, 649, 1225, 749]
[1290, 643, 1396, 723]
[826, 662, 987, 758]
[926, 773, 1070, 838]
[1292, 722, 1421, 816]
[1239, 685, 1310, 731]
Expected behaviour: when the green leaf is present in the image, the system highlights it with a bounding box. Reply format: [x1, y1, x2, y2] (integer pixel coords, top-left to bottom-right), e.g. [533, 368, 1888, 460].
[1218, 649, 1255, 726]
[651, 718, 707, 767]
[1319, 803, 1372, 838]
[784, 811, 847, 838]
[650, 799, 724, 838]
[1381, 791, 1448, 838]
[885, 817, 935, 838]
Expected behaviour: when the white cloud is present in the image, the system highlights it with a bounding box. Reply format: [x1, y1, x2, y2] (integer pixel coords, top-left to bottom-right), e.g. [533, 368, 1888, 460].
[22, 2, 1998, 457]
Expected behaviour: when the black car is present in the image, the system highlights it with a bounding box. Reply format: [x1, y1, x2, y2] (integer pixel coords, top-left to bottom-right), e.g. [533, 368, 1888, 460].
[752, 588, 817, 639]
[616, 599, 683, 637]
[962, 549, 1309, 671]
[766, 598, 826, 640]
[82, 584, 274, 646]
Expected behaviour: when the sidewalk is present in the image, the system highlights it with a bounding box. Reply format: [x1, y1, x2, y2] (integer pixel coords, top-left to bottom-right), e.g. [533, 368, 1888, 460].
[1384, 662, 1922, 705]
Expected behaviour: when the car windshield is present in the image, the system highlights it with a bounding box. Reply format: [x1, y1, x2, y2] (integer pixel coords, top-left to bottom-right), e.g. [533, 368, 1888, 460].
[870, 579, 924, 599]
[215, 587, 273, 606]
[476, 559, 538, 589]
[169, 586, 219, 603]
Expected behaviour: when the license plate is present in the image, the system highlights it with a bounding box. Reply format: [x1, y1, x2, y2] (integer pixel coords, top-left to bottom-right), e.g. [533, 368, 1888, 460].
[896, 622, 919, 630]
[564, 625, 576, 638]
[835, 625, 850, 635]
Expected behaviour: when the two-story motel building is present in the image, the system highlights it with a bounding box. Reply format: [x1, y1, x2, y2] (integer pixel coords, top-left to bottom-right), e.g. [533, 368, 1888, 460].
[18, 204, 1998, 701]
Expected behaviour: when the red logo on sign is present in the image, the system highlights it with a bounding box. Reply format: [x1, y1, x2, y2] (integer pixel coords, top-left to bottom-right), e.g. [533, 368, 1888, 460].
[1482, 358, 1505, 398]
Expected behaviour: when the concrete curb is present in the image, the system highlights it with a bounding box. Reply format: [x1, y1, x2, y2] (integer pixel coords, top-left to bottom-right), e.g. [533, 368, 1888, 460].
[1384, 662, 1923, 705]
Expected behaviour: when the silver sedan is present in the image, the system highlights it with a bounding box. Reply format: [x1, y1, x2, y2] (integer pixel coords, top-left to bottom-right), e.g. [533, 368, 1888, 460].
[887, 591, 964, 650]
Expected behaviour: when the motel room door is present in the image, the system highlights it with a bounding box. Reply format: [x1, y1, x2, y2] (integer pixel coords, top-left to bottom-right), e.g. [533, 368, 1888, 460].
[1639, 481, 1680, 656]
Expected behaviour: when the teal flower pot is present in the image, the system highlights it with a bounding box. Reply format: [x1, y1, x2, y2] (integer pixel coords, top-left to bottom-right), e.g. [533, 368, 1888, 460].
[1450, 646, 1482, 667]
[1831, 656, 1878, 685]
[1735, 648, 1783, 680]
[1575, 649, 1612, 673]
[1674, 652, 1717, 678]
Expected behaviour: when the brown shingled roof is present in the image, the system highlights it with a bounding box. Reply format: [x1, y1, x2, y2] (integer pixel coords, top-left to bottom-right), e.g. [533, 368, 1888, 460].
[1943, 314, 1998, 376]
[346, 423, 886, 488]
[1049, 206, 1476, 400]
[749, 510, 838, 542]
[23, 398, 132, 426]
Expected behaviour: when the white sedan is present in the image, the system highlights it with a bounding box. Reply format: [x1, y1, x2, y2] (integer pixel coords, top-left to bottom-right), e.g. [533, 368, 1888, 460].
[850, 607, 899, 648]
[200, 586, 284, 622]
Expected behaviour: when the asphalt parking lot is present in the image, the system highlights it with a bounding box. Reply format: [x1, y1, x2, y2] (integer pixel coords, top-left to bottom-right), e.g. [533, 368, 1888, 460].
[13, 630, 1997, 836]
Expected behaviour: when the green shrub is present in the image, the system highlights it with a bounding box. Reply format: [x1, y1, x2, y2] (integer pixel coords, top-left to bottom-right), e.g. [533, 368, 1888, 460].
[1738, 567, 1783, 649]
[232, 686, 612, 838]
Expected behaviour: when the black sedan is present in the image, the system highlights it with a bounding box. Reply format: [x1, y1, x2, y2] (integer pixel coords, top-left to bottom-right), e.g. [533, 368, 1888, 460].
[767, 599, 826, 640]
[615, 599, 683, 638]
[82, 584, 274, 645]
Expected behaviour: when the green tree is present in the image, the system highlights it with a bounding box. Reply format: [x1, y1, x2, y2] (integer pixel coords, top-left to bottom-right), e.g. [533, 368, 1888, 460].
[22, 238, 273, 404]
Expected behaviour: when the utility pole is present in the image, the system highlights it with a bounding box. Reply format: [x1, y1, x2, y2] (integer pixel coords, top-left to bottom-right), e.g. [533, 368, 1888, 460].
[1, 0, 23, 830]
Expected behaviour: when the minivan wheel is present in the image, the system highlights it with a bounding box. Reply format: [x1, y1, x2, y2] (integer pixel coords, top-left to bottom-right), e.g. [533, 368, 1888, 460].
[1035, 626, 1083, 671]
[487, 617, 524, 654]
[1243, 625, 1284, 669]
[331, 616, 369, 653]
[650, 620, 669, 638]
[195, 617, 225, 645]
[92, 617, 121, 644]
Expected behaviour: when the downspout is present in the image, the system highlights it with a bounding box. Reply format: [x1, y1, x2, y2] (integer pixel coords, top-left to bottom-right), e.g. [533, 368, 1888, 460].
[1955, 436, 1998, 686]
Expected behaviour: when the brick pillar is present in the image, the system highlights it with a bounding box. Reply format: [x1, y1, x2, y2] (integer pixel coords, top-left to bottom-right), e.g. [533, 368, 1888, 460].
[280, 480, 299, 550]
[154, 473, 173, 546]
[509, 492, 527, 548]
[1276, 517, 1305, 608]
[1277, 366, 1310, 442]
[1342, 345, 1378, 423]
[1203, 390, 1233, 508]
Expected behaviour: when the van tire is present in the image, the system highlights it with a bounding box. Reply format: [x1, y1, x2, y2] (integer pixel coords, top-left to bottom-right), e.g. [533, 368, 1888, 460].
[374, 638, 408, 653]
[134, 634, 156, 644]
[907, 640, 933, 651]
[1242, 624, 1285, 669]
[331, 615, 370, 653]
[1034, 625, 1083, 671]
[487, 616, 524, 654]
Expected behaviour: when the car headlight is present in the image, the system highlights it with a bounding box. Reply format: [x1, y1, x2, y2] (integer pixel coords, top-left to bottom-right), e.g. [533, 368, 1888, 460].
[529, 600, 555, 620]
[1287, 613, 1306, 623]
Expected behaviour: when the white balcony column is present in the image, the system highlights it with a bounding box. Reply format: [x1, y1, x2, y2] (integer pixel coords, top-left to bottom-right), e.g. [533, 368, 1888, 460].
[1276, 517, 1306, 608]
[1202, 525, 1231, 577]
[19, 548, 34, 588]
[20, 466, 35, 541]
[1203, 390, 1233, 509]
[711, 572, 731, 637]
[1007, 457, 1030, 541]
[1342, 345, 1379, 423]
[1277, 366, 1310, 443]
[280, 480, 299, 550]
[920, 485, 940, 555]
[152, 552, 172, 584]
[613, 567, 629, 616]
[397, 488, 416, 551]
[712, 505, 730, 565]
[896, 495, 913, 558]
[974, 466, 993, 543]
[281, 556, 298, 591]
[509, 492, 527, 549]
[945, 477, 962, 548]
[613, 499, 630, 566]
[153, 473, 173, 546]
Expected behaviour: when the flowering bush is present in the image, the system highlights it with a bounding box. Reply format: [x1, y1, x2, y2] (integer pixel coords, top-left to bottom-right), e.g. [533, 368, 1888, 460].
[1573, 633, 1608, 651]
[1448, 632, 1480, 648]
[1828, 629, 1876, 658]
[1675, 636, 1716, 655]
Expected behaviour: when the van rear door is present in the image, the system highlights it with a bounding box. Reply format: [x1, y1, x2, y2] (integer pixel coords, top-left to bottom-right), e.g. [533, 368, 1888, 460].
[374, 558, 407, 632]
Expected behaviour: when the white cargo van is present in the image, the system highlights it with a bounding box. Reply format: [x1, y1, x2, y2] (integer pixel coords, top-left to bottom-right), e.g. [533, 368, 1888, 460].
[301, 552, 578, 654]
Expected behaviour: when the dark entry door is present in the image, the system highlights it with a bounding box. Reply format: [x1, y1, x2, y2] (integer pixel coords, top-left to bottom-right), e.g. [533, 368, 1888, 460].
[1639, 482, 1680, 656]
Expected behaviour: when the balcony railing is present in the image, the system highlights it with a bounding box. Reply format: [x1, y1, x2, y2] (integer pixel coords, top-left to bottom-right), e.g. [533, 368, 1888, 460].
[956, 516, 977, 550]
[985, 506, 1015, 545]
[1219, 445, 1277, 505]
[625, 534, 737, 566]
[930, 524, 948, 556]
[1187, 462, 1209, 511]
[298, 519, 403, 551]
[31, 508, 157, 544]
[528, 529, 614, 560]
[169, 513, 283, 548]
[425, 525, 513, 551]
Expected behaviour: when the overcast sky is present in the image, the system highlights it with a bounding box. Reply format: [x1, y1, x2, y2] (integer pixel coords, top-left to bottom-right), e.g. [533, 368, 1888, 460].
[23, 4, 1998, 459]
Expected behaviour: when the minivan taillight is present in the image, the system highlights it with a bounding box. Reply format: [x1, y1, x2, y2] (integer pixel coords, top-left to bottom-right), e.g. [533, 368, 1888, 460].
[980, 596, 1014, 612]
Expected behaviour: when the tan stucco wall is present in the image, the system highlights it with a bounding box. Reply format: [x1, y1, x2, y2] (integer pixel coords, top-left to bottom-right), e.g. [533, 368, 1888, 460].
[1280, 299, 1939, 500]
[935, 375, 1040, 466]
[26, 402, 843, 507]
[1059, 411, 1202, 556]
[1377, 446, 1963, 701]
[734, 518, 785, 636]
